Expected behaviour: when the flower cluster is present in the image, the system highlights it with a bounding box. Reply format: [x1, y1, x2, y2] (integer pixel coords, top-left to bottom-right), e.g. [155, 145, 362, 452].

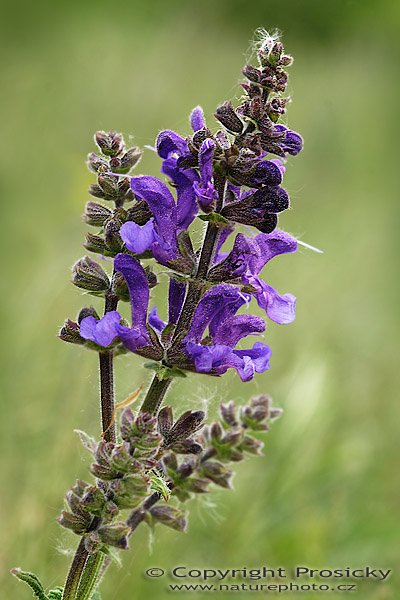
[61, 32, 302, 383]
[14, 32, 305, 600]
[58, 395, 281, 550]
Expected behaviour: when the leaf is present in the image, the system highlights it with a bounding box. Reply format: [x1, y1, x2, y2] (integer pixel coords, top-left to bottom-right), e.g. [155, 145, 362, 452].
[11, 569, 49, 600]
[198, 213, 230, 227]
[91, 593, 102, 600]
[149, 470, 171, 502]
[47, 589, 63, 600]
[144, 362, 186, 380]
[74, 429, 97, 453]
[101, 545, 122, 568]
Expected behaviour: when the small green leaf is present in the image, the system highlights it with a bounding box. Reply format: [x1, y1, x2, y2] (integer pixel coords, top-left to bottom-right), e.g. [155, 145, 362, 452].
[11, 569, 49, 600]
[74, 429, 97, 453]
[143, 362, 186, 380]
[101, 544, 122, 568]
[198, 213, 230, 226]
[47, 589, 63, 600]
[149, 470, 171, 502]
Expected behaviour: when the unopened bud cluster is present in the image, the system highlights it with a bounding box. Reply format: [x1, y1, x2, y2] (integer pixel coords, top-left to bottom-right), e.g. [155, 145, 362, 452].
[59, 396, 281, 550]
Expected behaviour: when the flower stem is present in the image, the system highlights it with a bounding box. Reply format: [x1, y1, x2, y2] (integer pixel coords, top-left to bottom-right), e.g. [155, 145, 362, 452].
[76, 552, 107, 600]
[99, 351, 116, 443]
[62, 292, 118, 600]
[63, 177, 226, 598]
[140, 375, 173, 415]
[61, 539, 89, 600]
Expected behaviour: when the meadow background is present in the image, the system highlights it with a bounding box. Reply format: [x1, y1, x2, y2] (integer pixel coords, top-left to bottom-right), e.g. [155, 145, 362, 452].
[1, 1, 399, 598]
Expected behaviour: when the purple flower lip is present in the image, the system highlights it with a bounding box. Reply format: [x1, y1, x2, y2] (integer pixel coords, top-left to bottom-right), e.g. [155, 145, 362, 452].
[178, 284, 271, 381]
[209, 230, 298, 325]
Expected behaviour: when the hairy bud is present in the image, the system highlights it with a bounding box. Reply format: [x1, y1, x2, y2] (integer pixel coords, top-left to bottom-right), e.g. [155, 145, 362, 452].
[95, 131, 124, 157]
[71, 256, 110, 292]
[84, 201, 112, 226]
[214, 101, 243, 133]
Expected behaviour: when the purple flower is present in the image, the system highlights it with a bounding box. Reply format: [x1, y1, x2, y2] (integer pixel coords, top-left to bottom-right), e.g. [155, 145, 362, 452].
[80, 311, 122, 347]
[168, 279, 186, 325]
[148, 306, 167, 333]
[128, 176, 179, 265]
[261, 124, 304, 157]
[193, 138, 219, 212]
[190, 106, 206, 132]
[119, 218, 157, 255]
[273, 125, 304, 156]
[156, 130, 188, 159]
[183, 284, 271, 381]
[156, 129, 200, 230]
[209, 230, 298, 325]
[80, 254, 152, 352]
[229, 157, 283, 189]
[222, 184, 289, 233]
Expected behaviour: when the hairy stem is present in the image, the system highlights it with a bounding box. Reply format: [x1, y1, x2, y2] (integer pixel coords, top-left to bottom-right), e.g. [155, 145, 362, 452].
[99, 351, 116, 443]
[140, 375, 173, 415]
[76, 552, 107, 600]
[62, 291, 118, 600]
[62, 539, 89, 600]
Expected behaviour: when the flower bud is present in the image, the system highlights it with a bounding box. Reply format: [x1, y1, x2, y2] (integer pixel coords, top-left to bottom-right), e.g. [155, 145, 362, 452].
[176, 459, 195, 478]
[186, 477, 210, 494]
[150, 506, 187, 532]
[88, 183, 106, 199]
[58, 319, 85, 345]
[83, 201, 112, 227]
[84, 532, 103, 554]
[109, 147, 142, 174]
[58, 511, 90, 535]
[98, 174, 120, 200]
[83, 232, 109, 256]
[221, 429, 243, 447]
[71, 256, 110, 292]
[81, 485, 107, 516]
[98, 523, 130, 549]
[87, 152, 108, 173]
[167, 410, 205, 443]
[145, 266, 158, 289]
[111, 271, 129, 302]
[158, 406, 173, 437]
[220, 401, 238, 427]
[104, 218, 124, 253]
[239, 435, 264, 455]
[202, 461, 233, 488]
[210, 422, 223, 442]
[214, 101, 243, 133]
[125, 201, 153, 226]
[242, 64, 261, 83]
[95, 131, 124, 157]
[170, 439, 203, 455]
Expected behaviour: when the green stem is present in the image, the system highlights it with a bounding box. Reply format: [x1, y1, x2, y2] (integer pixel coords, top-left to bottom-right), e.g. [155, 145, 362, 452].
[76, 552, 107, 600]
[61, 539, 89, 600]
[140, 375, 173, 415]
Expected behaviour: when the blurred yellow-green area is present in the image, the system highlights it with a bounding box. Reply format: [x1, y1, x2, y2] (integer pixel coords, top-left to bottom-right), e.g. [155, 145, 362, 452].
[1, 1, 399, 599]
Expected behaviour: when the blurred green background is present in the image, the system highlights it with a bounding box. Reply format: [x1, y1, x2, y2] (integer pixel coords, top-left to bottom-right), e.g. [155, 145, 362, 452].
[1, 1, 399, 598]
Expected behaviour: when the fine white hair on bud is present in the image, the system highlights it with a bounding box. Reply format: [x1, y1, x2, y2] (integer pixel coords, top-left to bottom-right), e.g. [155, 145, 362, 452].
[254, 27, 282, 53]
